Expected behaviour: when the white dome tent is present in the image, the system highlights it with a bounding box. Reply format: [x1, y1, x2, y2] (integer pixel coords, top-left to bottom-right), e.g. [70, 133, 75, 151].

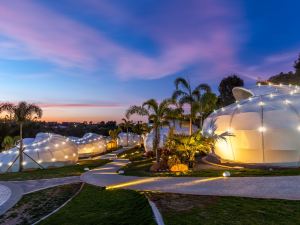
[118, 132, 142, 147]
[69, 133, 107, 158]
[203, 84, 300, 167]
[0, 133, 78, 173]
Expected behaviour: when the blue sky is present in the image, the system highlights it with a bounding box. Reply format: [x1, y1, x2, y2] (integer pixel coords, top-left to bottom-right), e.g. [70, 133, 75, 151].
[0, 0, 299, 122]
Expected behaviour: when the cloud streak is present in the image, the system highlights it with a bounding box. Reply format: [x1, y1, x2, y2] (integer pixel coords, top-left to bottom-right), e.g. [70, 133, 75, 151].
[0, 0, 245, 80]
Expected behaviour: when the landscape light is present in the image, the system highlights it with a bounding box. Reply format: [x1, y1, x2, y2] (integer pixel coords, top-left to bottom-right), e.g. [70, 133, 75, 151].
[222, 171, 231, 177]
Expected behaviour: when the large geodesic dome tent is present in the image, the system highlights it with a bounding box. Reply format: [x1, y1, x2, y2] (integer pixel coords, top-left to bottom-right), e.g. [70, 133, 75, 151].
[118, 132, 142, 146]
[203, 84, 300, 167]
[69, 133, 107, 158]
[0, 133, 78, 173]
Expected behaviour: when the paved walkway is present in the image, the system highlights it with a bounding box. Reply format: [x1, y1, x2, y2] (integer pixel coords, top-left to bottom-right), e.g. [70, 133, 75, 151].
[82, 152, 300, 201]
[0, 147, 128, 215]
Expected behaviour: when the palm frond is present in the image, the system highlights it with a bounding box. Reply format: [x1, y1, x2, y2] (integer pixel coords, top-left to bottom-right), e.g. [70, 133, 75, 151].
[142, 99, 158, 113]
[126, 105, 149, 118]
[195, 83, 211, 93]
[174, 77, 190, 91]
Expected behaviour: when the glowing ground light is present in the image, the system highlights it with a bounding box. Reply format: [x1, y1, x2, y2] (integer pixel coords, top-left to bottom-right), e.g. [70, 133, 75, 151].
[258, 126, 266, 132]
[223, 171, 231, 177]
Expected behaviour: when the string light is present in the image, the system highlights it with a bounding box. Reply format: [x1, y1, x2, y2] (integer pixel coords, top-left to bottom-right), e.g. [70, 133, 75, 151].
[258, 126, 266, 132]
[258, 101, 265, 106]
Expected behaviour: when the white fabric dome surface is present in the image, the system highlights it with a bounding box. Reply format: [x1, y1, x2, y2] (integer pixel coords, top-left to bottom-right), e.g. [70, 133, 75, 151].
[203, 84, 300, 167]
[118, 132, 142, 146]
[0, 133, 78, 173]
[144, 122, 194, 152]
[69, 133, 107, 158]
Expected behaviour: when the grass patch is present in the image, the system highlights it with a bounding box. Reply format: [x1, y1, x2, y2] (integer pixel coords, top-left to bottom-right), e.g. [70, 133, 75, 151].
[0, 183, 82, 225]
[39, 184, 156, 225]
[117, 146, 145, 161]
[0, 159, 111, 181]
[148, 192, 300, 225]
[122, 158, 300, 177]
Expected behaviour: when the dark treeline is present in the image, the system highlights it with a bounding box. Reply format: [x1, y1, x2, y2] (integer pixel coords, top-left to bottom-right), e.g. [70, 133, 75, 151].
[0, 120, 118, 145]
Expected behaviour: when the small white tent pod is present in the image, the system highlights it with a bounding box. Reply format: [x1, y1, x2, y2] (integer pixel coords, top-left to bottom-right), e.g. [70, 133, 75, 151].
[0, 133, 78, 173]
[203, 84, 300, 167]
[118, 132, 142, 146]
[70, 133, 107, 158]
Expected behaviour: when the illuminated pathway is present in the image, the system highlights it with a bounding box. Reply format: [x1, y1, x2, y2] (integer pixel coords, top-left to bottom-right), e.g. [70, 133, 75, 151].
[82, 151, 300, 200]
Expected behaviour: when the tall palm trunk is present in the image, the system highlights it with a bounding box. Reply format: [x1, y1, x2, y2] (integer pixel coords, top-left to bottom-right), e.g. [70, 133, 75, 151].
[189, 116, 192, 136]
[126, 127, 129, 146]
[19, 123, 23, 172]
[153, 126, 160, 163]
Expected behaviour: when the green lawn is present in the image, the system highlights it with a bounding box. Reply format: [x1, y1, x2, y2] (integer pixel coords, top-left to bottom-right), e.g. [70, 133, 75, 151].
[39, 184, 156, 225]
[0, 159, 111, 181]
[148, 192, 300, 225]
[0, 183, 82, 225]
[117, 146, 145, 161]
[122, 157, 300, 177]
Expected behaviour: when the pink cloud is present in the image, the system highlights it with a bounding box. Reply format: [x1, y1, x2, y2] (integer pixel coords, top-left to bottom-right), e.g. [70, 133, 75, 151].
[0, 0, 244, 79]
[38, 102, 122, 108]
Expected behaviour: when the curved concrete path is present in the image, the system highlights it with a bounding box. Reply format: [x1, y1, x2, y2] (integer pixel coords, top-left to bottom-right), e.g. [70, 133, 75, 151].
[82, 150, 300, 200]
[0, 176, 81, 216]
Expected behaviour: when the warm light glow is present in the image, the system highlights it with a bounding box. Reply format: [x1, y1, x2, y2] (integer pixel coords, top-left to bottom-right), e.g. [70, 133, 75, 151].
[258, 126, 266, 132]
[106, 177, 158, 189]
[258, 101, 265, 106]
[51, 158, 56, 162]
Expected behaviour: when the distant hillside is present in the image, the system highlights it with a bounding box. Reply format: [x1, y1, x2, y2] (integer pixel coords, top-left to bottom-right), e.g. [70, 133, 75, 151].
[267, 54, 300, 85]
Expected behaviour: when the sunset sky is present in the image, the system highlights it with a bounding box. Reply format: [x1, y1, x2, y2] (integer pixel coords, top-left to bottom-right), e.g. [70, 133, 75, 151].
[0, 0, 299, 122]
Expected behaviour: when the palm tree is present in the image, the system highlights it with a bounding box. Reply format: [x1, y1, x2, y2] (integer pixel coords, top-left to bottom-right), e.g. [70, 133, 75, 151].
[120, 118, 133, 146]
[166, 99, 184, 129]
[172, 77, 211, 135]
[126, 99, 172, 162]
[108, 127, 121, 149]
[0, 102, 42, 172]
[1, 136, 14, 151]
[203, 118, 233, 155]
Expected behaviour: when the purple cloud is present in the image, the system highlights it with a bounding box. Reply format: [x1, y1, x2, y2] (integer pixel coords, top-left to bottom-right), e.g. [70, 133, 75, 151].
[0, 0, 244, 79]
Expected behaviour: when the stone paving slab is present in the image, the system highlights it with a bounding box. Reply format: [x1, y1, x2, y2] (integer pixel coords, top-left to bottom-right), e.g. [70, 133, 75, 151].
[0, 182, 23, 216]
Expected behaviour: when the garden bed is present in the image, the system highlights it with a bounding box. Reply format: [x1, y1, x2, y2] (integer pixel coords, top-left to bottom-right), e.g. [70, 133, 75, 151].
[0, 183, 82, 225]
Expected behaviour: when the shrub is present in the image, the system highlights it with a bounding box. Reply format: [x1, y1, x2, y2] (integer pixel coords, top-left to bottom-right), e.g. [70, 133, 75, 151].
[170, 164, 188, 172]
